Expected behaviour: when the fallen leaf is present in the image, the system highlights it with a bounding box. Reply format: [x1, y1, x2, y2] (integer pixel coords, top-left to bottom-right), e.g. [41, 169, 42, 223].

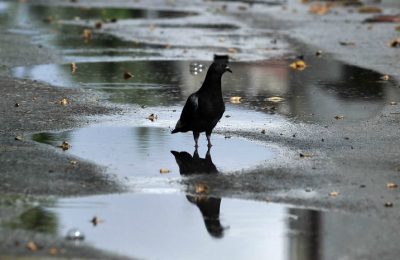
[384, 202, 394, 207]
[266, 96, 284, 102]
[388, 38, 400, 48]
[49, 247, 58, 256]
[15, 136, 23, 141]
[228, 47, 237, 54]
[381, 74, 390, 81]
[229, 96, 242, 104]
[95, 21, 102, 29]
[329, 191, 339, 197]
[58, 141, 71, 151]
[396, 25, 400, 32]
[390, 102, 397, 105]
[59, 98, 70, 105]
[289, 60, 307, 70]
[309, 3, 329, 15]
[261, 129, 266, 134]
[195, 183, 208, 194]
[315, 50, 322, 57]
[147, 113, 157, 122]
[26, 241, 38, 251]
[91, 216, 104, 226]
[300, 152, 313, 158]
[82, 29, 92, 41]
[123, 72, 133, 80]
[159, 168, 170, 174]
[70, 63, 77, 73]
[70, 160, 78, 165]
[339, 41, 356, 46]
[387, 182, 398, 189]
[334, 115, 344, 120]
[358, 6, 382, 14]
[364, 15, 400, 23]
[15, 103, 20, 107]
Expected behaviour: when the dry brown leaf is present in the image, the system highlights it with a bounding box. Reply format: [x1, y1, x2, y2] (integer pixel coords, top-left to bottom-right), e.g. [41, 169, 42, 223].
[230, 96, 242, 104]
[266, 96, 284, 102]
[381, 74, 390, 81]
[329, 191, 339, 197]
[195, 183, 208, 194]
[26, 241, 38, 251]
[228, 48, 237, 54]
[91, 216, 104, 226]
[15, 136, 23, 141]
[70, 63, 77, 73]
[146, 113, 157, 122]
[390, 101, 398, 105]
[123, 72, 133, 80]
[309, 3, 329, 15]
[384, 202, 394, 207]
[339, 41, 356, 46]
[95, 21, 102, 29]
[334, 115, 344, 120]
[289, 60, 307, 70]
[388, 38, 400, 48]
[300, 152, 313, 158]
[358, 6, 382, 14]
[58, 141, 71, 151]
[59, 98, 70, 106]
[49, 247, 58, 256]
[387, 182, 398, 189]
[82, 29, 92, 41]
[159, 168, 171, 174]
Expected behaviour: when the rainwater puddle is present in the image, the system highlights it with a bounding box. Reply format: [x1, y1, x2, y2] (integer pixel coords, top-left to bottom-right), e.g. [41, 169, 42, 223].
[32, 124, 276, 192]
[39, 192, 380, 260]
[15, 58, 399, 123]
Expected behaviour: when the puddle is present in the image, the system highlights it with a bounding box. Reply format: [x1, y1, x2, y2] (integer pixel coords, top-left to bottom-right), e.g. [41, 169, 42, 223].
[32, 124, 276, 180]
[15, 58, 399, 123]
[29, 192, 379, 260]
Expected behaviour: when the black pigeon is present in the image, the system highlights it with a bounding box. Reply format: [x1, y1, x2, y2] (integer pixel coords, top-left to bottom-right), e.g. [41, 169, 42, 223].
[171, 62, 232, 147]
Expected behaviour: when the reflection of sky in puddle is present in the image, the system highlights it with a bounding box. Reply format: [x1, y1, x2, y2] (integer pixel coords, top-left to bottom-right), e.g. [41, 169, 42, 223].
[14, 59, 399, 123]
[32, 125, 276, 179]
[50, 193, 287, 260]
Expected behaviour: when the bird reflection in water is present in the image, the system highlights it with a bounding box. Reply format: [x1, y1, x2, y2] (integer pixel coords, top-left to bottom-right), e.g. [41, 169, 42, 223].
[171, 148, 225, 238]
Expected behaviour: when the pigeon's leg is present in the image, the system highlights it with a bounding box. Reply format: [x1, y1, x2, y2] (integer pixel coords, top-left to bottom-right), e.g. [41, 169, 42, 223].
[206, 130, 212, 148]
[193, 132, 200, 148]
[206, 146, 211, 159]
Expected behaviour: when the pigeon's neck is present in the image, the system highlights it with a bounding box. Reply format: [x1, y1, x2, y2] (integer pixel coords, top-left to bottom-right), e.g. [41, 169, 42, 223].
[200, 72, 222, 94]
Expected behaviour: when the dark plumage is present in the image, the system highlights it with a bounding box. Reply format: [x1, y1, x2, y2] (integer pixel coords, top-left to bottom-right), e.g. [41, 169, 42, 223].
[171, 62, 232, 147]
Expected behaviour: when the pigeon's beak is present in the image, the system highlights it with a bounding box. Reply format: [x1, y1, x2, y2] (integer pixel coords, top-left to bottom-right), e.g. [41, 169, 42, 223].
[225, 67, 232, 73]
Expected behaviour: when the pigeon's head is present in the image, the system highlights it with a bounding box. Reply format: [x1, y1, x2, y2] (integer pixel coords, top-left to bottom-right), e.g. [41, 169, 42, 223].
[209, 62, 232, 75]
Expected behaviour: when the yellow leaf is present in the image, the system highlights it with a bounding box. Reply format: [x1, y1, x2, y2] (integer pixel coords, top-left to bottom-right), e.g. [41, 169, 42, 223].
[59, 98, 70, 105]
[159, 168, 170, 174]
[147, 113, 157, 122]
[26, 241, 38, 251]
[329, 191, 339, 197]
[82, 29, 92, 41]
[381, 75, 390, 81]
[266, 96, 284, 102]
[309, 3, 329, 15]
[195, 183, 208, 194]
[358, 6, 382, 14]
[229, 96, 242, 104]
[289, 60, 307, 70]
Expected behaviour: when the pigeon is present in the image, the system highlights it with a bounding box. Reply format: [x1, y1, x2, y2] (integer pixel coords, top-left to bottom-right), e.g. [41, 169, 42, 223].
[171, 62, 232, 147]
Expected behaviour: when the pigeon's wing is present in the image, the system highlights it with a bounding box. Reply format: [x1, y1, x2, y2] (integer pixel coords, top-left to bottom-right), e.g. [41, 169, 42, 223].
[172, 93, 198, 132]
[180, 93, 199, 122]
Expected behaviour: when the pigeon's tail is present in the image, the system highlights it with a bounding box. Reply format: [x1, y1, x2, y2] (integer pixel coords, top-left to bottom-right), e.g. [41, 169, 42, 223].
[171, 120, 183, 134]
[171, 128, 179, 134]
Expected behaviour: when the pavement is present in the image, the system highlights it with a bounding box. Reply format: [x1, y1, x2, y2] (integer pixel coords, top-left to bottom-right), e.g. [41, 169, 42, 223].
[0, 0, 400, 259]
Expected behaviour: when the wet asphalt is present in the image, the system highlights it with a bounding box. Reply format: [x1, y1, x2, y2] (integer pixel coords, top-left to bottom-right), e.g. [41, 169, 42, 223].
[1, 0, 400, 259]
